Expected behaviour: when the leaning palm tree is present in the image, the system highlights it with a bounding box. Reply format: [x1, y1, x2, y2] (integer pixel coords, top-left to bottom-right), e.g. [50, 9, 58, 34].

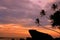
[35, 18, 60, 34]
[35, 9, 60, 34]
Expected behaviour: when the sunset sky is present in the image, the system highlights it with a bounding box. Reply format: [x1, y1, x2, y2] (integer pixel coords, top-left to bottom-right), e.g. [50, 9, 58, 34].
[0, 0, 60, 38]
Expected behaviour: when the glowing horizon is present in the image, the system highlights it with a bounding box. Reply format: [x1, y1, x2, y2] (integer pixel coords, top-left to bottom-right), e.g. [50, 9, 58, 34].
[0, 0, 60, 38]
[0, 24, 60, 38]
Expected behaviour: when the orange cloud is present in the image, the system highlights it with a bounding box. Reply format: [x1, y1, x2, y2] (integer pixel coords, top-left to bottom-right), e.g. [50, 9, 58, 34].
[0, 24, 60, 38]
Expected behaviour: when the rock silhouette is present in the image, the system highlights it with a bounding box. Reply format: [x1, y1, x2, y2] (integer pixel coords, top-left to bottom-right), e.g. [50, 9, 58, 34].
[54, 38, 60, 40]
[29, 30, 53, 40]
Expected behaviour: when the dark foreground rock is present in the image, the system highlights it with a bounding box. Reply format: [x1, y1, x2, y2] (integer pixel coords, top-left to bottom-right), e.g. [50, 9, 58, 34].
[54, 38, 60, 40]
[29, 30, 54, 40]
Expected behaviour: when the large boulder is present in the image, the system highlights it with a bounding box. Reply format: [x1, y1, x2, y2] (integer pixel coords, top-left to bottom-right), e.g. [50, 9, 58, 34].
[29, 30, 54, 40]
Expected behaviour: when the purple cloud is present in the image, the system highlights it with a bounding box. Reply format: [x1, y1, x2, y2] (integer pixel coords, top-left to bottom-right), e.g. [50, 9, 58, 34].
[0, 0, 60, 26]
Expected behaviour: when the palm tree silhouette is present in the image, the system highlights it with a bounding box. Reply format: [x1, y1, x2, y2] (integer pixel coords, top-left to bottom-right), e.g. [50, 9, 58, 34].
[52, 4, 57, 10]
[40, 10, 46, 17]
[35, 9, 60, 34]
[35, 18, 40, 26]
[50, 10, 60, 29]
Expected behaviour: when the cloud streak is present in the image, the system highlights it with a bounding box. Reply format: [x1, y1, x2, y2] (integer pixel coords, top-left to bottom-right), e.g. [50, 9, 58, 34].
[0, 0, 59, 26]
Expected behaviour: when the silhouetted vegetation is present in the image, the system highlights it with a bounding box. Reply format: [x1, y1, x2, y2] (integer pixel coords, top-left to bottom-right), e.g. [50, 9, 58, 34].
[40, 10, 46, 17]
[35, 18, 40, 26]
[26, 37, 32, 40]
[52, 4, 57, 10]
[11, 38, 15, 40]
[20, 38, 25, 40]
[35, 3, 60, 30]
[50, 10, 60, 29]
